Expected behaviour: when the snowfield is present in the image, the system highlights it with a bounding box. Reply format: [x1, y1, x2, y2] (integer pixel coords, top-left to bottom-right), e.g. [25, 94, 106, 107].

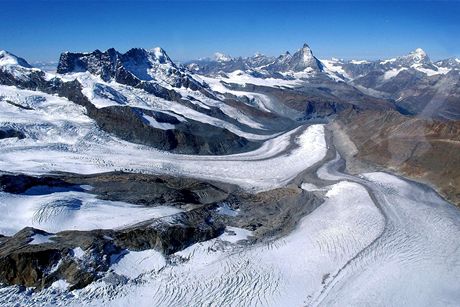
[0, 85, 327, 191]
[1, 167, 459, 307]
[0, 190, 182, 235]
[1, 60, 460, 307]
[58, 73, 273, 140]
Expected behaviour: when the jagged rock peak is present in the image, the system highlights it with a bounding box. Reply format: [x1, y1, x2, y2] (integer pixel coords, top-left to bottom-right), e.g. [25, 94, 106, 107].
[297, 43, 315, 62]
[288, 43, 323, 72]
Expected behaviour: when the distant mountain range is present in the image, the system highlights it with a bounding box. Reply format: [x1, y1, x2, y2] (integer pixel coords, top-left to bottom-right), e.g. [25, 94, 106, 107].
[186, 44, 460, 120]
[1, 43, 459, 158]
[0, 42, 459, 297]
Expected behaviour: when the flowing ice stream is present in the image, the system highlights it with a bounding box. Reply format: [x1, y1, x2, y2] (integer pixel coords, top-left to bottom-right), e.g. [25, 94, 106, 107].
[0, 124, 459, 307]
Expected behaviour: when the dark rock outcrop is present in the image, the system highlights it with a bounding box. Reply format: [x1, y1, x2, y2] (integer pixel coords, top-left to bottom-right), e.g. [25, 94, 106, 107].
[0, 205, 225, 290]
[0, 128, 25, 140]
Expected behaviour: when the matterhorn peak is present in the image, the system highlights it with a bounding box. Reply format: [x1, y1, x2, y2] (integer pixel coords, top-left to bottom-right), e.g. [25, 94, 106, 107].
[298, 43, 315, 63]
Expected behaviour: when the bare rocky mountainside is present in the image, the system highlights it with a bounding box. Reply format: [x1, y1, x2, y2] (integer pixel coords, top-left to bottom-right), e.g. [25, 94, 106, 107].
[0, 44, 459, 306]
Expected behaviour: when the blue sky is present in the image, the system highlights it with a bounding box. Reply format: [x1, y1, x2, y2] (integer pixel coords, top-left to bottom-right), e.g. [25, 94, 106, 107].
[1, 0, 459, 62]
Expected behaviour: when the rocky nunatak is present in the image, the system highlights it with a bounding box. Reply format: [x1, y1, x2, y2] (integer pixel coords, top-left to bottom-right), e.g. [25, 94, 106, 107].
[0, 172, 320, 290]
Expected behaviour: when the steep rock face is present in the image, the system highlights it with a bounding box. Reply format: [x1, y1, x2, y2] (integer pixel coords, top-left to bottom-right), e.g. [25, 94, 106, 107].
[0, 172, 231, 208]
[0, 51, 32, 68]
[284, 43, 323, 72]
[56, 48, 119, 79]
[0, 55, 257, 155]
[90, 105, 254, 155]
[0, 128, 25, 140]
[57, 47, 204, 90]
[263, 44, 324, 74]
[336, 109, 460, 206]
[0, 203, 225, 290]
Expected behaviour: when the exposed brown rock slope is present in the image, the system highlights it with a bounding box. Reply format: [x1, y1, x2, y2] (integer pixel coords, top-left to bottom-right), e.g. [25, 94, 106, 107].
[335, 109, 460, 206]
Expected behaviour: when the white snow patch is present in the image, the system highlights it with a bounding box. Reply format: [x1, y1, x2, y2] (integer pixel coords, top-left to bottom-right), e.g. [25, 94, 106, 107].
[197, 70, 302, 88]
[142, 115, 175, 130]
[219, 227, 253, 243]
[29, 233, 55, 245]
[50, 280, 70, 291]
[350, 60, 370, 64]
[111, 249, 166, 279]
[301, 182, 320, 191]
[216, 203, 239, 217]
[0, 191, 182, 236]
[383, 67, 407, 80]
[412, 64, 451, 76]
[380, 58, 397, 65]
[72, 247, 86, 260]
[213, 52, 232, 62]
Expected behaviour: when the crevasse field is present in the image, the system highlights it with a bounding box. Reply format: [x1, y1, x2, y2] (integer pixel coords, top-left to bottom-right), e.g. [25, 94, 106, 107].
[0, 83, 459, 306]
[0, 44, 459, 307]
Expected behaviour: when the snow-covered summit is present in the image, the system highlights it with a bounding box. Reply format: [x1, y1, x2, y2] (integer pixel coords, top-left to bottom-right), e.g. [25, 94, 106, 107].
[394, 48, 430, 66]
[266, 43, 323, 73]
[300, 43, 315, 63]
[150, 47, 174, 64]
[410, 48, 427, 62]
[56, 47, 204, 89]
[0, 50, 32, 68]
[288, 43, 323, 71]
[213, 52, 233, 62]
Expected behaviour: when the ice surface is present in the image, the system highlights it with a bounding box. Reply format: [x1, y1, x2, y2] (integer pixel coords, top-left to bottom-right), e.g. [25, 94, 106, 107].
[0, 191, 182, 235]
[1, 168, 459, 306]
[315, 172, 460, 306]
[383, 67, 407, 79]
[50, 280, 70, 291]
[29, 233, 55, 245]
[72, 247, 85, 260]
[219, 226, 253, 243]
[57, 74, 271, 140]
[195, 70, 303, 88]
[111, 249, 166, 279]
[0, 87, 327, 191]
[142, 114, 175, 130]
